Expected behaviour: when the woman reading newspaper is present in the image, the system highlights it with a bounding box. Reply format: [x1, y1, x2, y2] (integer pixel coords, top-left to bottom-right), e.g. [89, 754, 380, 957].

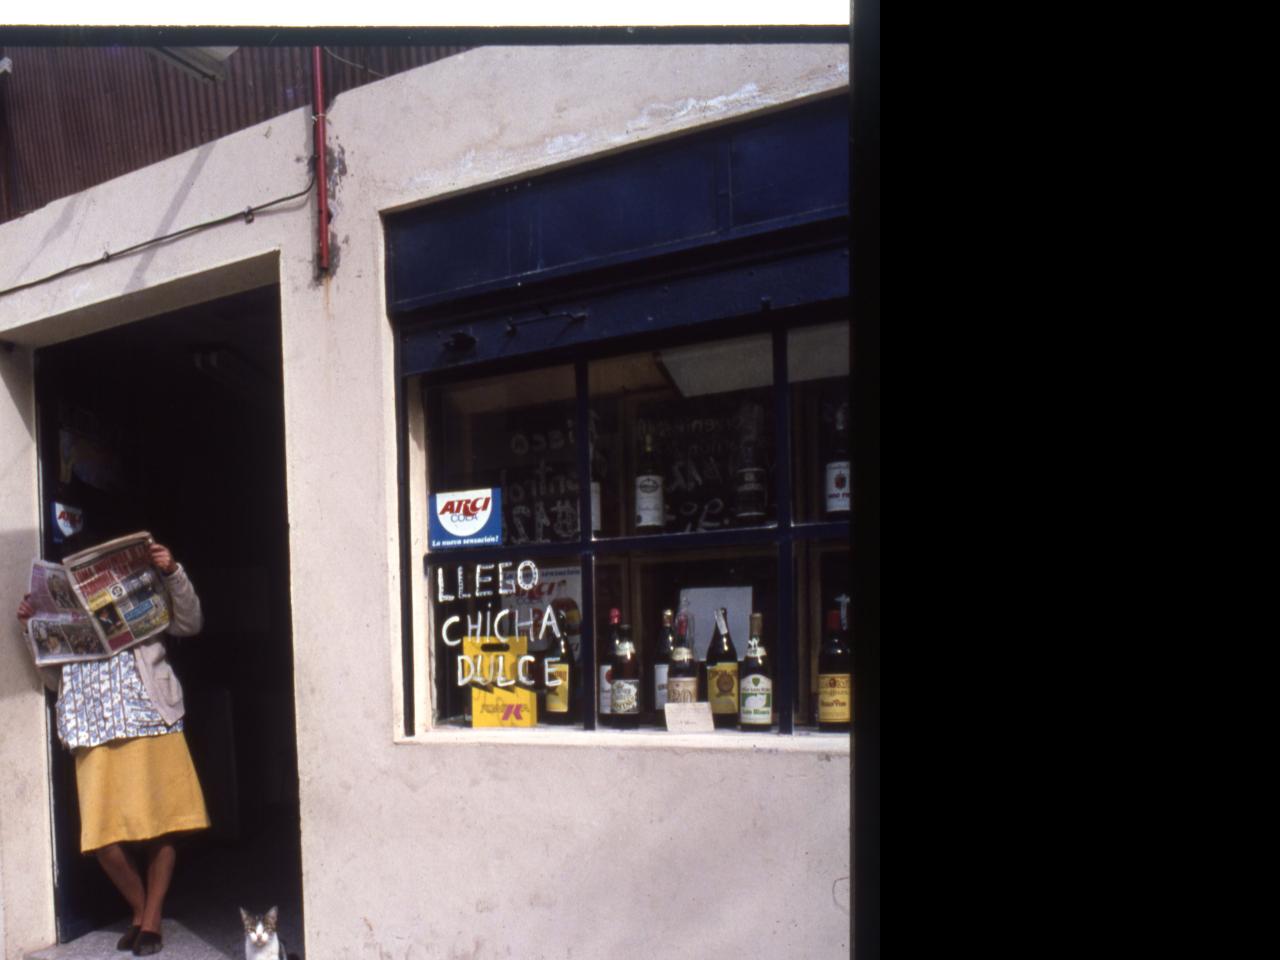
[16, 541, 208, 957]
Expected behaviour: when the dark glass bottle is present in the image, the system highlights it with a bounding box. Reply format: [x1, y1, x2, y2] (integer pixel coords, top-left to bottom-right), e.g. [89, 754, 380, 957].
[541, 607, 576, 725]
[825, 400, 851, 516]
[704, 607, 739, 729]
[610, 623, 640, 729]
[739, 612, 773, 730]
[634, 432, 665, 531]
[817, 609, 852, 732]
[666, 603, 698, 705]
[733, 438, 768, 523]
[599, 607, 621, 727]
[652, 608, 676, 714]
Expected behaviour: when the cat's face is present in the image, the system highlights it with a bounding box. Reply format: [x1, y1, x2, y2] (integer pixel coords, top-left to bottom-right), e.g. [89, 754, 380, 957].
[240, 906, 279, 947]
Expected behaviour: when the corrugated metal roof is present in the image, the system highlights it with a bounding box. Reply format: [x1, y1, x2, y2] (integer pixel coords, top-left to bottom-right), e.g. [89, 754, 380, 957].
[0, 45, 465, 223]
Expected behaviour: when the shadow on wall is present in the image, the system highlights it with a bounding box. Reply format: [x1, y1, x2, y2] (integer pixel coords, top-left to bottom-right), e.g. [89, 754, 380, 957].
[0, 528, 50, 707]
[0, 344, 36, 453]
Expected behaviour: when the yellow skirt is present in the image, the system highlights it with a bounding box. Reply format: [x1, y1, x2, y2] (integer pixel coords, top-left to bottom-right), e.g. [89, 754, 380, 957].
[74, 731, 210, 853]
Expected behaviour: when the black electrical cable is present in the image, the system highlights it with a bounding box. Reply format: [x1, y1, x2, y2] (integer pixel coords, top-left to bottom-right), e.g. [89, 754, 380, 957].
[323, 47, 387, 78]
[0, 172, 316, 301]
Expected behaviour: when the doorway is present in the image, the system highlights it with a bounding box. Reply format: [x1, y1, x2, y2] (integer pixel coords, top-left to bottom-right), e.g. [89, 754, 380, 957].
[34, 285, 302, 954]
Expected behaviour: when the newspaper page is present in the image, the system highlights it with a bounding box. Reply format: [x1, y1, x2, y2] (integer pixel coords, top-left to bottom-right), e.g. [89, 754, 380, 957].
[22, 531, 173, 666]
[23, 560, 109, 666]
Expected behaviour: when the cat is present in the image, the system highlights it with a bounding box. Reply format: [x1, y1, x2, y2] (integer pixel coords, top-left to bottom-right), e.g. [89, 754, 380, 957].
[240, 906, 300, 960]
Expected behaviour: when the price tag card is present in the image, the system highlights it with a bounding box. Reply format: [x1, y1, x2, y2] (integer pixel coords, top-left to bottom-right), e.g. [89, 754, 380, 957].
[664, 702, 715, 733]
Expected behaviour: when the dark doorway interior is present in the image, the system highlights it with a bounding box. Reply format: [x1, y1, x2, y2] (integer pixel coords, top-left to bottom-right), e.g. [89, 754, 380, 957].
[35, 285, 302, 953]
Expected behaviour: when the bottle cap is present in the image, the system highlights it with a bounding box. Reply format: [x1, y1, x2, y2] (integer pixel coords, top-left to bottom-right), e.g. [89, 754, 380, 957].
[609, 607, 621, 624]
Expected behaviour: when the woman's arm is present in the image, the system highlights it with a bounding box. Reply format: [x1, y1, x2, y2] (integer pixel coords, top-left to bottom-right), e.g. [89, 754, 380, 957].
[152, 543, 204, 637]
[16, 595, 62, 691]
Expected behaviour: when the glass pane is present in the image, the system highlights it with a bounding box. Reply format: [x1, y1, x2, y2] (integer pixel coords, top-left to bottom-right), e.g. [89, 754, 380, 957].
[429, 554, 584, 728]
[788, 321, 852, 523]
[592, 547, 778, 730]
[588, 335, 776, 537]
[426, 365, 584, 546]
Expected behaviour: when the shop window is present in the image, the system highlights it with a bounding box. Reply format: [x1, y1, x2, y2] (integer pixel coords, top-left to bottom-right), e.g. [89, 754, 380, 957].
[418, 314, 850, 735]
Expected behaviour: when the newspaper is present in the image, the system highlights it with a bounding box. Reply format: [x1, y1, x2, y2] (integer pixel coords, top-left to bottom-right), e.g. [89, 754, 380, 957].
[22, 531, 171, 666]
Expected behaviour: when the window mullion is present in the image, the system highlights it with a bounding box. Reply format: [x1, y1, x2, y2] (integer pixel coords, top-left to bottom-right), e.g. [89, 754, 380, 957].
[773, 326, 796, 734]
[574, 360, 597, 730]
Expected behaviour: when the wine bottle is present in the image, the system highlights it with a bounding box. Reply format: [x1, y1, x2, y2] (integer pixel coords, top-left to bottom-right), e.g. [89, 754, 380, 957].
[590, 442, 604, 537]
[634, 431, 665, 531]
[817, 609, 852, 732]
[599, 607, 621, 726]
[610, 622, 640, 728]
[653, 608, 676, 713]
[739, 612, 773, 730]
[666, 602, 698, 705]
[542, 606, 575, 725]
[705, 607, 739, 729]
[825, 400, 851, 516]
[733, 438, 768, 523]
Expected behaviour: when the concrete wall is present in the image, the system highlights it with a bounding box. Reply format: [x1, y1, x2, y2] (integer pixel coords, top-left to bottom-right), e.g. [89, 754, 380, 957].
[0, 45, 850, 959]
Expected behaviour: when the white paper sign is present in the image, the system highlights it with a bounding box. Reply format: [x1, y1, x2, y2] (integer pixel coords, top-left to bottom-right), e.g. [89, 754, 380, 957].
[677, 586, 754, 661]
[664, 702, 715, 733]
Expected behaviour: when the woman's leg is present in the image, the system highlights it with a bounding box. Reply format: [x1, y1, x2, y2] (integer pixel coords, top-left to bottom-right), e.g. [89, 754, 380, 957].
[139, 841, 176, 933]
[93, 843, 146, 925]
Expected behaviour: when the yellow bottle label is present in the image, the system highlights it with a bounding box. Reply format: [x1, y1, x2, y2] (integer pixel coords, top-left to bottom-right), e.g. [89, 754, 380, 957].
[707, 663, 739, 714]
[817, 673, 852, 723]
[546, 663, 570, 713]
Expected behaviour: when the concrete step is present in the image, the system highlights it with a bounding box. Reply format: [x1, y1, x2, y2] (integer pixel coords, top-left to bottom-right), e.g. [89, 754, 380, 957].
[26, 921, 238, 960]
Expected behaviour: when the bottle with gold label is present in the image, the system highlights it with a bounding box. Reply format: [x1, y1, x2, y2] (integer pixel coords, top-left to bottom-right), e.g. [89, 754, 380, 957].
[705, 607, 739, 729]
[739, 612, 772, 730]
[541, 607, 575, 725]
[817, 609, 852, 732]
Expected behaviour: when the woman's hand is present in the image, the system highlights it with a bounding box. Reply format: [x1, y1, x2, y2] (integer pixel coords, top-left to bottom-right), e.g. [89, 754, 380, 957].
[150, 543, 178, 575]
[17, 594, 33, 622]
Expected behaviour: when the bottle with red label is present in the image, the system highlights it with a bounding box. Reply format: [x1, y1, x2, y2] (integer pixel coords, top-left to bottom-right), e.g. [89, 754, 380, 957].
[666, 601, 698, 705]
[599, 607, 622, 726]
[609, 622, 640, 729]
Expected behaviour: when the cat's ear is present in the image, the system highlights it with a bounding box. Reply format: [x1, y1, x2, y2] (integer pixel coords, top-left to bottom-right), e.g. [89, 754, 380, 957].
[240, 907, 251, 926]
[266, 906, 278, 924]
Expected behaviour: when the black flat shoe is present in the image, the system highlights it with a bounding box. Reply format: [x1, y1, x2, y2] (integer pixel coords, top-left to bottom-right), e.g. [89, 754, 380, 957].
[117, 926, 141, 950]
[132, 930, 162, 956]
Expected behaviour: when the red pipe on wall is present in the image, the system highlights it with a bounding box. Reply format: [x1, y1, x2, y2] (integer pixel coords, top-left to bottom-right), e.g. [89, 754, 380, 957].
[311, 46, 330, 274]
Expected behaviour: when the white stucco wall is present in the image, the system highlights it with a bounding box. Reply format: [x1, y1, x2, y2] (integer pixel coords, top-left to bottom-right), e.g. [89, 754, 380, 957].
[0, 45, 851, 959]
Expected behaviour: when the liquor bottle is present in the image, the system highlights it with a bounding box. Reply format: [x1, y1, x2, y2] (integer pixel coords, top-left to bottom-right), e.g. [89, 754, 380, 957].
[599, 607, 621, 725]
[610, 622, 641, 728]
[825, 400, 851, 516]
[733, 438, 768, 523]
[634, 431, 665, 531]
[734, 402, 768, 523]
[705, 607, 739, 729]
[666, 603, 698, 705]
[817, 609, 852, 732]
[541, 607, 576, 725]
[590, 442, 605, 537]
[652, 608, 676, 713]
[739, 612, 773, 730]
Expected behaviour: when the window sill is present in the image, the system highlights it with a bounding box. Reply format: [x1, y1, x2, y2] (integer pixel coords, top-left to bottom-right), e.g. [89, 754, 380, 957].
[395, 724, 851, 754]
